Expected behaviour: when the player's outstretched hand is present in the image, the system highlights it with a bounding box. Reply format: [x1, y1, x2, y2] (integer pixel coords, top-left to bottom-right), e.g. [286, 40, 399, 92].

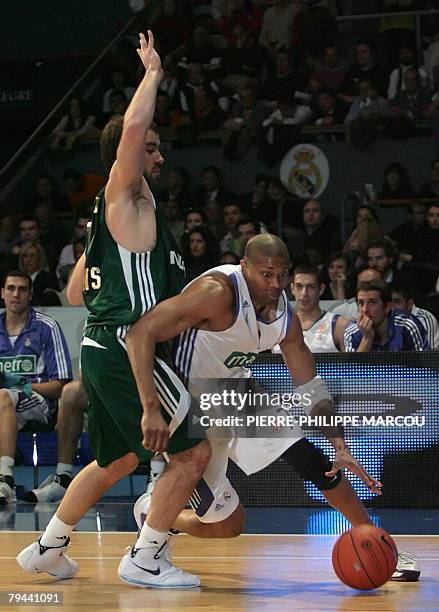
[137, 30, 162, 75]
[141, 405, 170, 453]
[326, 446, 383, 495]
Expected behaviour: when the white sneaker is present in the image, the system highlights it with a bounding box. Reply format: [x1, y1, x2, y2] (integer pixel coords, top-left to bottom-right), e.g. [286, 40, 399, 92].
[118, 546, 200, 589]
[0, 476, 16, 504]
[391, 550, 420, 582]
[133, 492, 176, 562]
[22, 474, 72, 503]
[16, 537, 78, 579]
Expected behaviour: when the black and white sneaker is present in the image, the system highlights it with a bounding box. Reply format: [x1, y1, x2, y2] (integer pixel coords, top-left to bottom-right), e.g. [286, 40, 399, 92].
[391, 551, 421, 581]
[0, 475, 16, 504]
[17, 537, 78, 579]
[21, 473, 72, 503]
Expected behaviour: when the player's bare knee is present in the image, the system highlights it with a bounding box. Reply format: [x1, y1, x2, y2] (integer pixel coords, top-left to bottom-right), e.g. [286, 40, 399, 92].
[104, 452, 138, 479]
[189, 440, 212, 479]
[0, 389, 14, 412]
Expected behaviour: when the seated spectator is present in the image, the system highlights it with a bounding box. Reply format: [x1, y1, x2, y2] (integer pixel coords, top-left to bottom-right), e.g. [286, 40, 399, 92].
[409, 202, 439, 292]
[237, 217, 261, 254]
[344, 280, 429, 352]
[62, 168, 106, 214]
[314, 45, 347, 94]
[380, 162, 416, 199]
[101, 89, 129, 124]
[389, 67, 432, 131]
[21, 378, 87, 503]
[340, 40, 389, 103]
[390, 201, 426, 256]
[172, 24, 223, 68]
[0, 270, 72, 504]
[0, 216, 17, 256]
[220, 201, 244, 254]
[265, 176, 300, 231]
[418, 158, 439, 197]
[219, 251, 240, 265]
[8, 216, 41, 268]
[260, 48, 300, 104]
[56, 215, 89, 288]
[158, 57, 179, 105]
[153, 0, 192, 58]
[49, 97, 100, 151]
[290, 263, 349, 352]
[18, 242, 58, 306]
[390, 282, 439, 349]
[239, 173, 272, 221]
[183, 207, 208, 235]
[190, 87, 228, 134]
[314, 87, 349, 127]
[220, 23, 270, 92]
[259, 0, 297, 58]
[153, 91, 183, 130]
[387, 43, 429, 100]
[176, 62, 220, 116]
[343, 217, 385, 270]
[102, 69, 135, 114]
[193, 166, 236, 207]
[300, 198, 341, 260]
[321, 252, 353, 300]
[42, 238, 85, 307]
[327, 266, 381, 321]
[259, 92, 311, 165]
[24, 174, 69, 215]
[160, 199, 184, 244]
[223, 86, 269, 160]
[345, 79, 391, 148]
[367, 239, 397, 283]
[181, 226, 220, 283]
[33, 204, 69, 274]
[217, 0, 264, 41]
[158, 166, 193, 213]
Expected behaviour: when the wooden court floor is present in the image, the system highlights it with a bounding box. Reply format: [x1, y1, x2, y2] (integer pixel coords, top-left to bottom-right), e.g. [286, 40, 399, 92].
[0, 532, 437, 611]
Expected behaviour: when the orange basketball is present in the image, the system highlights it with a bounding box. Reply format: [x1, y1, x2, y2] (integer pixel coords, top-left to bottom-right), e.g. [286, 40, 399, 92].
[332, 524, 398, 590]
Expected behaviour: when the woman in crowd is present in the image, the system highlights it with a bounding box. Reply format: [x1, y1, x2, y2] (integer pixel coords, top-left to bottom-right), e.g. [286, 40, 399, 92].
[19, 241, 58, 306]
[321, 252, 353, 300]
[380, 162, 415, 199]
[181, 225, 219, 283]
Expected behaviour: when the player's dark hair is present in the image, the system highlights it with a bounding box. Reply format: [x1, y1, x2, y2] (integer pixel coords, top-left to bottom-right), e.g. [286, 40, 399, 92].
[3, 269, 32, 290]
[356, 279, 391, 304]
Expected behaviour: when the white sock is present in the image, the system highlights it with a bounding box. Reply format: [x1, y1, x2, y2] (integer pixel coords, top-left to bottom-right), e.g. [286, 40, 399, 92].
[150, 457, 165, 480]
[0, 456, 14, 478]
[40, 514, 75, 547]
[56, 463, 73, 477]
[135, 524, 168, 550]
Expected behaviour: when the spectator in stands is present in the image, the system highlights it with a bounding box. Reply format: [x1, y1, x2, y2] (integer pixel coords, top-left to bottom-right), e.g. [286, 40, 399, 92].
[217, 0, 264, 41]
[153, 91, 183, 130]
[160, 199, 184, 244]
[102, 69, 135, 114]
[259, 0, 297, 57]
[49, 97, 100, 151]
[390, 201, 426, 257]
[380, 162, 416, 199]
[220, 23, 270, 92]
[181, 226, 220, 283]
[389, 67, 432, 124]
[260, 48, 299, 103]
[153, 0, 192, 58]
[62, 168, 106, 214]
[367, 239, 396, 283]
[193, 166, 236, 207]
[158, 166, 193, 213]
[222, 86, 269, 160]
[44, 238, 86, 307]
[56, 215, 89, 289]
[302, 198, 341, 258]
[0, 270, 72, 504]
[172, 24, 223, 68]
[176, 63, 220, 117]
[18, 242, 58, 306]
[344, 279, 429, 352]
[220, 202, 244, 254]
[314, 45, 347, 94]
[183, 208, 207, 234]
[264, 176, 299, 231]
[418, 158, 439, 197]
[340, 41, 389, 103]
[24, 174, 69, 215]
[239, 173, 272, 222]
[237, 217, 261, 254]
[343, 217, 385, 270]
[344, 79, 391, 148]
[259, 91, 311, 166]
[313, 87, 349, 127]
[8, 216, 41, 266]
[33, 204, 68, 274]
[21, 379, 87, 503]
[409, 203, 439, 292]
[190, 87, 228, 134]
[0, 216, 17, 256]
[321, 252, 353, 300]
[101, 89, 129, 124]
[390, 282, 439, 349]
[219, 251, 240, 265]
[387, 43, 429, 100]
[290, 263, 349, 352]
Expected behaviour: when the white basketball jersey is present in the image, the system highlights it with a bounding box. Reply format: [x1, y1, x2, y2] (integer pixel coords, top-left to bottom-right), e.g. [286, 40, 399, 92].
[303, 311, 339, 353]
[175, 264, 293, 384]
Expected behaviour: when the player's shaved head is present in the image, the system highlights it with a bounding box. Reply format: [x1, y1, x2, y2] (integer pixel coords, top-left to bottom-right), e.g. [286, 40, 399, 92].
[244, 234, 290, 265]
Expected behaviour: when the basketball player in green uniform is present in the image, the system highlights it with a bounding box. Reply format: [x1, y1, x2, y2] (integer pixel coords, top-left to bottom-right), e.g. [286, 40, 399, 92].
[17, 30, 210, 589]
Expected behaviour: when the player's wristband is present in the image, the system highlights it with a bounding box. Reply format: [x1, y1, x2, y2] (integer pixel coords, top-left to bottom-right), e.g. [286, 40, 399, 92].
[295, 375, 333, 417]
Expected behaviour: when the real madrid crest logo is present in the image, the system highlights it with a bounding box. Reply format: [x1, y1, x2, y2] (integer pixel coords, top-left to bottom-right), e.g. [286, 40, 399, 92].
[24, 338, 32, 347]
[280, 144, 330, 199]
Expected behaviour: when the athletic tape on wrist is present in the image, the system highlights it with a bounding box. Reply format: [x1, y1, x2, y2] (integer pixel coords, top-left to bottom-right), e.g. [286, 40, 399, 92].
[295, 375, 333, 416]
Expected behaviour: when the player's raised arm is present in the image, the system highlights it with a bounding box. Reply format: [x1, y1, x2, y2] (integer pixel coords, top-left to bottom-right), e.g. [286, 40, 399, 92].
[106, 31, 162, 199]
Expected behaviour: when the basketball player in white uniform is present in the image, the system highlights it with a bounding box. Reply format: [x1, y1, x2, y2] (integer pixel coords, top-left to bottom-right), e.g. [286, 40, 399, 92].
[126, 235, 419, 581]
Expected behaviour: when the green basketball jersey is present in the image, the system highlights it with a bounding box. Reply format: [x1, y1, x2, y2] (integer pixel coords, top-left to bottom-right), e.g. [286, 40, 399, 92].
[84, 188, 186, 327]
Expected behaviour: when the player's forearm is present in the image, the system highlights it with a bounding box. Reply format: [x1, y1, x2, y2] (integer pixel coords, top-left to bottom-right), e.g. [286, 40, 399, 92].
[32, 380, 66, 399]
[126, 331, 160, 413]
[356, 336, 373, 352]
[123, 69, 162, 131]
[67, 254, 85, 305]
